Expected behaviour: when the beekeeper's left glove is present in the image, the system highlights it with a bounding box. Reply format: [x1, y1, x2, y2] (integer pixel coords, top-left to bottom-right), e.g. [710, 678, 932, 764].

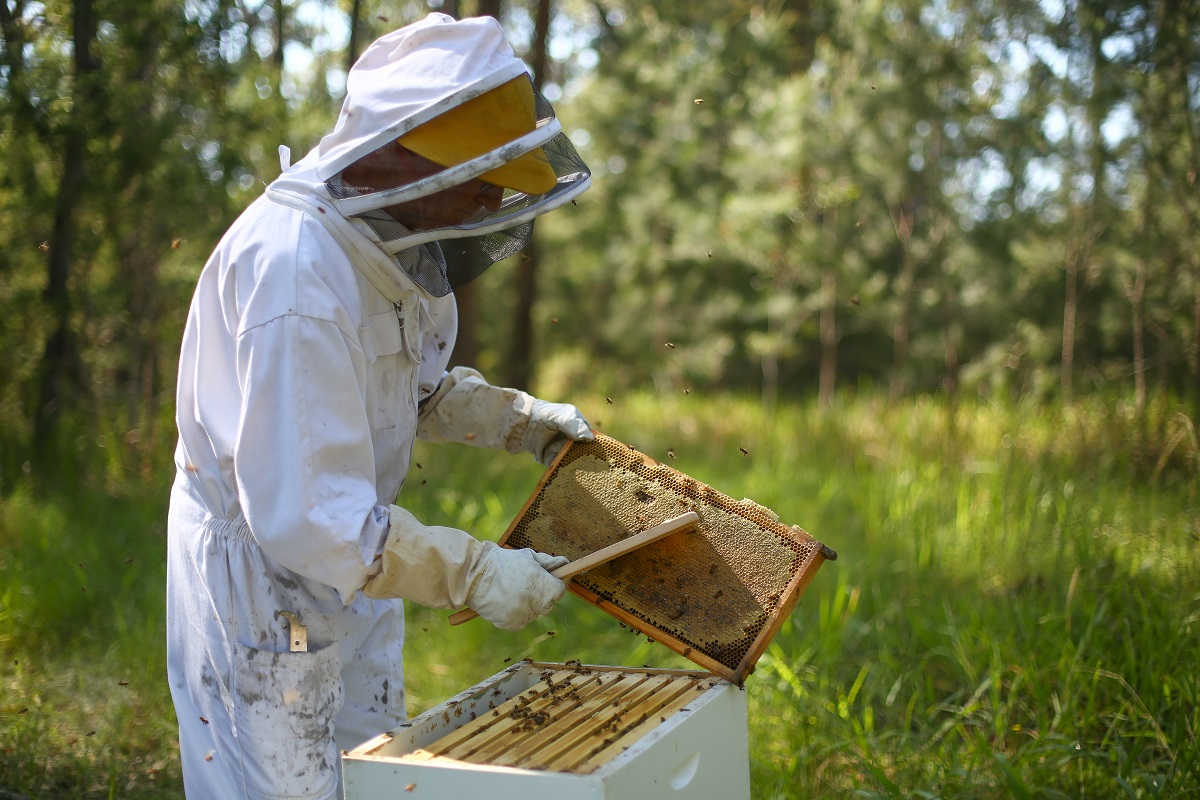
[416, 366, 594, 465]
[525, 399, 593, 465]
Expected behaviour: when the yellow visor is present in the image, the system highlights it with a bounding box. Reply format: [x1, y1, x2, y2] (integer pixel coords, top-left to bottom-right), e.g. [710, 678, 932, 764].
[398, 76, 558, 196]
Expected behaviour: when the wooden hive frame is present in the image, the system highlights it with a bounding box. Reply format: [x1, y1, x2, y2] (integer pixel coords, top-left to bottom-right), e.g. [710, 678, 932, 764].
[497, 434, 836, 684]
[403, 663, 723, 774]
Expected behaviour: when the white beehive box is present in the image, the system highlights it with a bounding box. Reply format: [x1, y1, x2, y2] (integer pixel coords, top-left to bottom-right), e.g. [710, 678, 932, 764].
[342, 661, 749, 800]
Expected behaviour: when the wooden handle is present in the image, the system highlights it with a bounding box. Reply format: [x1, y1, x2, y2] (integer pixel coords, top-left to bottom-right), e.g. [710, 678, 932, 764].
[448, 511, 700, 626]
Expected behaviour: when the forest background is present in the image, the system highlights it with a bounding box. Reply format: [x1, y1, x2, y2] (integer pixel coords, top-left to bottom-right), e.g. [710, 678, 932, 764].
[1, 0, 1199, 797]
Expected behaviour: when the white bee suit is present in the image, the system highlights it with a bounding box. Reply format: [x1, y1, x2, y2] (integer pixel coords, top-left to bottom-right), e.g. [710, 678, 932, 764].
[167, 14, 589, 799]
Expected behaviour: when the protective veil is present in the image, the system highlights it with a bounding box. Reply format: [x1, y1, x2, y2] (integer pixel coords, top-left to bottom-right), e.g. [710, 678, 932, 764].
[167, 14, 590, 800]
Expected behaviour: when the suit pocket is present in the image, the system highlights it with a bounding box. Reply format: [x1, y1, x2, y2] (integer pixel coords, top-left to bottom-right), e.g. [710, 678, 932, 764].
[362, 310, 416, 433]
[230, 641, 343, 799]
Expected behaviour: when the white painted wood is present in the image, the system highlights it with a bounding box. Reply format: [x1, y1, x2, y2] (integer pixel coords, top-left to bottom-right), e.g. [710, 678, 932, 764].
[341, 662, 749, 800]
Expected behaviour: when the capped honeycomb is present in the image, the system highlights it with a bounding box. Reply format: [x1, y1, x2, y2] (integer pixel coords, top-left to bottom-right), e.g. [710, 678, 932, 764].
[500, 434, 835, 684]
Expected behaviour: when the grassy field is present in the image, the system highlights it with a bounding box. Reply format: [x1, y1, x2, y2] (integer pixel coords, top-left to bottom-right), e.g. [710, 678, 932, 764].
[2, 392, 1198, 798]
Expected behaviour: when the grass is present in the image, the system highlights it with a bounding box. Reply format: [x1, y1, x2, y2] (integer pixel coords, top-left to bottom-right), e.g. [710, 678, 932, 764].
[2, 391, 1198, 798]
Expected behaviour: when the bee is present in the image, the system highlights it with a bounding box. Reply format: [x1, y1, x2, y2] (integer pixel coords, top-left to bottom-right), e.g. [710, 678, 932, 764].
[664, 342, 676, 349]
[199, 716, 209, 724]
[850, 295, 861, 305]
[694, 98, 704, 104]
[706, 250, 713, 258]
[39, 241, 49, 252]
[118, 681, 129, 687]
[172, 238, 183, 249]
[405, 784, 416, 792]
[667, 450, 676, 459]
[739, 447, 749, 456]
[606, 397, 613, 404]
[204, 751, 213, 761]
[464, 432, 476, 440]
[551, 317, 559, 324]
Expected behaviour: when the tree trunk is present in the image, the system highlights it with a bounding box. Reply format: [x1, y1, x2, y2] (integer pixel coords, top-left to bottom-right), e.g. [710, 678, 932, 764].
[1062, 245, 1078, 405]
[347, 0, 363, 74]
[451, 0, 503, 373]
[273, 0, 285, 80]
[34, 0, 98, 449]
[1132, 164, 1152, 429]
[504, 0, 552, 391]
[888, 195, 916, 399]
[818, 269, 836, 408]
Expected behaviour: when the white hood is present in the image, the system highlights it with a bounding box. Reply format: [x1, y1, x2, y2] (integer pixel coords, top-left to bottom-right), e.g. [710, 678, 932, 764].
[264, 13, 589, 301]
[315, 13, 529, 182]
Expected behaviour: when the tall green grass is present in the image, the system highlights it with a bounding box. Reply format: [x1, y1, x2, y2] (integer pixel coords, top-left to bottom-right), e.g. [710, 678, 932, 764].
[2, 393, 1197, 798]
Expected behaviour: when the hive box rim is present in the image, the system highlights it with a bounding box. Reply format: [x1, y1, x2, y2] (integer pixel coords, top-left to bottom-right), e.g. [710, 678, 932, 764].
[342, 661, 747, 796]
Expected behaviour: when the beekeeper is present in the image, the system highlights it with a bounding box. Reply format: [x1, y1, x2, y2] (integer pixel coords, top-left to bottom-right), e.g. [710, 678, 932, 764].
[166, 14, 593, 799]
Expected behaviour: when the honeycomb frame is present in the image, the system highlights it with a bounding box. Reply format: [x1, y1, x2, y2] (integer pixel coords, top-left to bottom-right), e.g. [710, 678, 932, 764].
[499, 433, 835, 684]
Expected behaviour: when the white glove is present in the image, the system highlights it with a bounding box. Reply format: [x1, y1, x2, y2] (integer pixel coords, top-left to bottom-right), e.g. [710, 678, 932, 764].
[468, 547, 570, 630]
[416, 366, 594, 465]
[525, 399, 594, 465]
[362, 505, 568, 630]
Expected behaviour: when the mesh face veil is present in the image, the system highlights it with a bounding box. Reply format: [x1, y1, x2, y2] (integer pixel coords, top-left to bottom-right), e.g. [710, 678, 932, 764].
[325, 78, 591, 298]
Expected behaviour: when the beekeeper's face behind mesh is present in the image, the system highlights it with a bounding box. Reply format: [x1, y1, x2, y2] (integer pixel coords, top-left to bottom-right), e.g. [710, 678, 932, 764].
[328, 74, 590, 298]
[341, 143, 506, 231]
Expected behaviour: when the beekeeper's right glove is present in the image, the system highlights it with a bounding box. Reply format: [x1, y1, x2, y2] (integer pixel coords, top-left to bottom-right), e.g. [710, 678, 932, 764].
[362, 505, 568, 631]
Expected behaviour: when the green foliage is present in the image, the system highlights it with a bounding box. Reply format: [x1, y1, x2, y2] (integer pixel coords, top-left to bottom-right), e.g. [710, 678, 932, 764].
[3, 391, 1198, 797]
[4, 0, 1200, 459]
